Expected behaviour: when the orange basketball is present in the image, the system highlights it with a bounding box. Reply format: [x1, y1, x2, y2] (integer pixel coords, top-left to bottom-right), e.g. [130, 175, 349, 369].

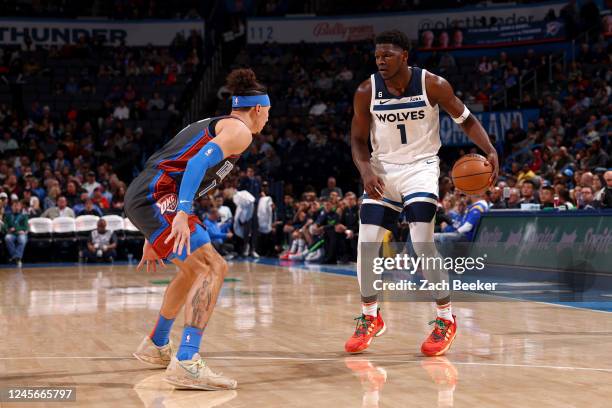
[451, 154, 492, 195]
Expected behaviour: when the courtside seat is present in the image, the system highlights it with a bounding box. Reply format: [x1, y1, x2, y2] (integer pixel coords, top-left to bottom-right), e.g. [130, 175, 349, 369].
[75, 215, 100, 240]
[123, 217, 141, 236]
[28, 217, 53, 238]
[25, 218, 53, 262]
[123, 217, 144, 260]
[52, 216, 77, 238]
[103, 215, 124, 234]
[52, 216, 77, 261]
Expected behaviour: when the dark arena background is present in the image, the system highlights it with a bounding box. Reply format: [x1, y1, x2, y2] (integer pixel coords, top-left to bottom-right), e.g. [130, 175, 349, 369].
[0, 1, 611, 407]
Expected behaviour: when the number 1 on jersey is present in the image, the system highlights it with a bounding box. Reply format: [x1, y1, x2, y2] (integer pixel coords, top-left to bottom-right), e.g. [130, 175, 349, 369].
[396, 124, 407, 144]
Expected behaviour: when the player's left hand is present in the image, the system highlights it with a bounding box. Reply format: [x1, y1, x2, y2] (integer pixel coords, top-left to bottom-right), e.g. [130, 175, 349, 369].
[137, 239, 166, 273]
[486, 151, 499, 188]
[165, 211, 191, 257]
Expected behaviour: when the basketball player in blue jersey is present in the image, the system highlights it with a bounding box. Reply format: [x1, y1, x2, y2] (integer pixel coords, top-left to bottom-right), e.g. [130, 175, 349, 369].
[345, 30, 498, 356]
[126, 68, 270, 389]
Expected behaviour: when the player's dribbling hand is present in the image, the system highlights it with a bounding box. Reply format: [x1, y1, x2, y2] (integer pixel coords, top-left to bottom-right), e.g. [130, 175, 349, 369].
[137, 239, 166, 273]
[363, 171, 385, 200]
[486, 151, 499, 188]
[165, 210, 191, 257]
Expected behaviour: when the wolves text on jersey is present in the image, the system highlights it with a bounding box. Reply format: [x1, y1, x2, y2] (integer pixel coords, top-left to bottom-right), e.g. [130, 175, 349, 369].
[375, 110, 425, 123]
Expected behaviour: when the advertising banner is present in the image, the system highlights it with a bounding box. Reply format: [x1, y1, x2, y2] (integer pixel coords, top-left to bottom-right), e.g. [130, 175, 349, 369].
[418, 20, 565, 50]
[474, 212, 612, 273]
[247, 1, 566, 43]
[440, 109, 539, 146]
[0, 18, 204, 46]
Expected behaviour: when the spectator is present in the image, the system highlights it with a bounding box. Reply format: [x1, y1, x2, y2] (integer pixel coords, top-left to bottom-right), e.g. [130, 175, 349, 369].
[489, 186, 506, 209]
[507, 188, 521, 209]
[238, 167, 261, 200]
[517, 163, 536, 183]
[557, 187, 576, 210]
[519, 180, 539, 204]
[25, 196, 42, 218]
[77, 198, 104, 217]
[147, 92, 166, 110]
[233, 190, 255, 257]
[29, 178, 45, 200]
[586, 137, 609, 168]
[43, 185, 61, 210]
[203, 208, 234, 256]
[312, 196, 339, 263]
[334, 192, 359, 262]
[110, 186, 126, 215]
[435, 193, 489, 243]
[65, 181, 81, 207]
[3, 200, 29, 266]
[275, 194, 296, 251]
[92, 187, 110, 210]
[321, 176, 343, 198]
[84, 219, 117, 263]
[309, 99, 327, 116]
[112, 99, 130, 120]
[539, 185, 556, 208]
[0, 192, 9, 212]
[578, 185, 600, 209]
[214, 195, 233, 224]
[41, 196, 75, 219]
[83, 171, 101, 195]
[600, 171, 612, 208]
[0, 131, 19, 153]
[256, 182, 275, 256]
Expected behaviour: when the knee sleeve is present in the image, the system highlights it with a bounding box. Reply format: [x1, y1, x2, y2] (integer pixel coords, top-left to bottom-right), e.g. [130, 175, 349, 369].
[357, 222, 393, 300]
[408, 217, 450, 301]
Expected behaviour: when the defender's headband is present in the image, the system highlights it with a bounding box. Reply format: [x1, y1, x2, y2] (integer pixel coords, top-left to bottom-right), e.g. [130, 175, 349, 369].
[232, 94, 270, 108]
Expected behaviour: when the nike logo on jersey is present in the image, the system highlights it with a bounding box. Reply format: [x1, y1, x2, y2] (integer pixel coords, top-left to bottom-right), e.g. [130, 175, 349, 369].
[379, 99, 392, 104]
[426, 159, 437, 164]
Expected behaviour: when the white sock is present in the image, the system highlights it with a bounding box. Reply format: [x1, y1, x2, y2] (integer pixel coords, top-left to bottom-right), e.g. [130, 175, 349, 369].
[362, 302, 378, 317]
[436, 303, 454, 322]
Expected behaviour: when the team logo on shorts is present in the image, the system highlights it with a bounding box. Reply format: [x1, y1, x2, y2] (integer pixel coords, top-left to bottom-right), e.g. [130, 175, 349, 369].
[156, 193, 178, 214]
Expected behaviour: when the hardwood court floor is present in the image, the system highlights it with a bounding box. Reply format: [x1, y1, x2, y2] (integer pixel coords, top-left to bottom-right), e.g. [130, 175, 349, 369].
[1, 261, 611, 408]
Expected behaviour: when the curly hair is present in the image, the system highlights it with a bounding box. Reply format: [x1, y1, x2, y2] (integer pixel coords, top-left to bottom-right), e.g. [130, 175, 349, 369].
[225, 68, 267, 96]
[375, 29, 410, 51]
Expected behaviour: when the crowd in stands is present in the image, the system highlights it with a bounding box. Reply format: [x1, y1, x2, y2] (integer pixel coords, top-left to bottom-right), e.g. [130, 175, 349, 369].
[0, 3, 610, 265]
[0, 0, 205, 20]
[0, 30, 205, 264]
[252, 0, 556, 17]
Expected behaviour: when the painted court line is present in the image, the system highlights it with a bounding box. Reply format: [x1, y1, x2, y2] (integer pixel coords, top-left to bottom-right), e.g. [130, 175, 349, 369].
[0, 355, 611, 373]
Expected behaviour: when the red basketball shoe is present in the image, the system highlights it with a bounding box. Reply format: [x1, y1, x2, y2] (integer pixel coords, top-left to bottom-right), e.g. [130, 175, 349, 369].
[421, 316, 457, 357]
[345, 311, 386, 353]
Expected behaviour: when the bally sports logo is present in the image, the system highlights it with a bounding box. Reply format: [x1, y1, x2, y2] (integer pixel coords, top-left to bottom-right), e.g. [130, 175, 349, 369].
[156, 193, 178, 214]
[312, 22, 374, 41]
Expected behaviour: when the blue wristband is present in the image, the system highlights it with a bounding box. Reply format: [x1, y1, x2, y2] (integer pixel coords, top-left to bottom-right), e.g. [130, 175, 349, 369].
[176, 142, 224, 214]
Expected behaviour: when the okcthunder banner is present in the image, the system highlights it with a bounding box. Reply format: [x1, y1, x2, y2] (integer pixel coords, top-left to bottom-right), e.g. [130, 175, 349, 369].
[0, 18, 204, 46]
[439, 109, 539, 146]
[418, 20, 565, 50]
[474, 212, 612, 273]
[247, 1, 565, 43]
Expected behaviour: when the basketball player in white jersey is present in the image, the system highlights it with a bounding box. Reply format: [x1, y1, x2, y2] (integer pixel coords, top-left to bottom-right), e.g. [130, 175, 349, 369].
[345, 30, 498, 356]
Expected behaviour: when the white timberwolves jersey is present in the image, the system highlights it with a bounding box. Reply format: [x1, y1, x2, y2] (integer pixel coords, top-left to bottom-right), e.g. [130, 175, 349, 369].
[369, 67, 441, 164]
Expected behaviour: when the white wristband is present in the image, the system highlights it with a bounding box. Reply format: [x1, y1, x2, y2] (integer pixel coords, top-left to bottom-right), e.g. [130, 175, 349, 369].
[452, 105, 470, 124]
